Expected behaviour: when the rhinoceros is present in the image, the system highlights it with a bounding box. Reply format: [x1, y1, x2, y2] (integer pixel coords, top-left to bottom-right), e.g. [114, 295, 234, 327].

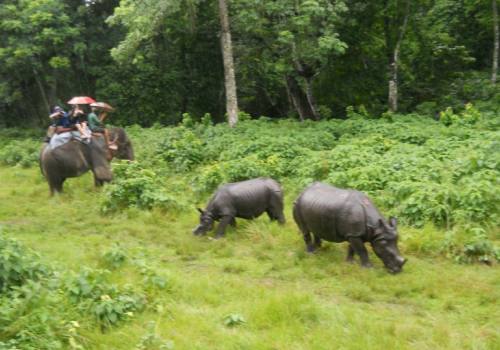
[193, 177, 285, 238]
[293, 182, 406, 273]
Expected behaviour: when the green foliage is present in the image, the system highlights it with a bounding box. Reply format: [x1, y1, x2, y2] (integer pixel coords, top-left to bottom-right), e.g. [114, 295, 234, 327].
[0, 234, 49, 293]
[133, 259, 169, 292]
[135, 322, 174, 350]
[101, 244, 127, 270]
[346, 105, 371, 119]
[223, 313, 246, 327]
[65, 268, 145, 330]
[159, 127, 204, 171]
[102, 161, 182, 213]
[0, 140, 40, 167]
[0, 234, 85, 350]
[442, 227, 500, 265]
[439, 103, 481, 126]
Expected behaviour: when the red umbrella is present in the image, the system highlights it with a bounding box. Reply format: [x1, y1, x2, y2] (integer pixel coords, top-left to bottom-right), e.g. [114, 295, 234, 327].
[67, 96, 96, 105]
[90, 102, 115, 112]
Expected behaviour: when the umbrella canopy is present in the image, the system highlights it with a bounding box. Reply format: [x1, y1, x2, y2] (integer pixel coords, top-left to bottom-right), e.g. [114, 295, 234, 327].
[90, 102, 114, 112]
[67, 96, 96, 105]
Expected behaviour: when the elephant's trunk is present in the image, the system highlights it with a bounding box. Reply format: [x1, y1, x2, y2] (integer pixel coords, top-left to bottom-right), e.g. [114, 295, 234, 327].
[94, 166, 113, 183]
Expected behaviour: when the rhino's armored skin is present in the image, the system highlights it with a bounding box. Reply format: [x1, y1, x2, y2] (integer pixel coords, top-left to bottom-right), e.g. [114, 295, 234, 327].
[293, 182, 406, 273]
[193, 177, 285, 238]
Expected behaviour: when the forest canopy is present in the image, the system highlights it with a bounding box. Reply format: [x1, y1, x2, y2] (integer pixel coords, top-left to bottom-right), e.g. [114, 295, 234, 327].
[0, 0, 498, 127]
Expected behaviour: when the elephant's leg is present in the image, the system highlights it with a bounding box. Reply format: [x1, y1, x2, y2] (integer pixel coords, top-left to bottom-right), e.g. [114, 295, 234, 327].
[50, 177, 64, 195]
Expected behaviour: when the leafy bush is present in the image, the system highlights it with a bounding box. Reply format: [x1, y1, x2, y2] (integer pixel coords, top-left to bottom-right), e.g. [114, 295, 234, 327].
[0, 234, 50, 293]
[65, 268, 145, 330]
[101, 244, 127, 269]
[442, 228, 500, 265]
[439, 103, 481, 126]
[0, 140, 40, 167]
[102, 161, 182, 213]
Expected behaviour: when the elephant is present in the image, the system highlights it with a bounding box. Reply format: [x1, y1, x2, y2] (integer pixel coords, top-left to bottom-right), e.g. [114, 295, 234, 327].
[39, 128, 134, 195]
[108, 127, 135, 161]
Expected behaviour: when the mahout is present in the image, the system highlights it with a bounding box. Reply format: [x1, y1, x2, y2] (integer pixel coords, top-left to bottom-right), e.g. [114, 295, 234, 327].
[293, 182, 407, 273]
[39, 127, 134, 195]
[193, 177, 285, 238]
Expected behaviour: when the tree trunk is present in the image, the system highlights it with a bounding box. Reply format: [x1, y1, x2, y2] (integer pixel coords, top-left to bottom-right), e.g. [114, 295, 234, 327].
[492, 0, 499, 84]
[292, 57, 320, 120]
[33, 68, 51, 115]
[218, 0, 238, 127]
[285, 75, 316, 121]
[388, 1, 410, 112]
[304, 77, 320, 120]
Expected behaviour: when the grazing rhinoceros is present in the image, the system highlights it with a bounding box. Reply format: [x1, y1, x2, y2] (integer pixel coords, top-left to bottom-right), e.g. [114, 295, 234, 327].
[293, 182, 407, 273]
[193, 177, 285, 238]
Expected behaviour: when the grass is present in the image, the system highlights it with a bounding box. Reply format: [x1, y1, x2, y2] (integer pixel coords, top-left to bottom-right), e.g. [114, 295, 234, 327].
[0, 165, 499, 350]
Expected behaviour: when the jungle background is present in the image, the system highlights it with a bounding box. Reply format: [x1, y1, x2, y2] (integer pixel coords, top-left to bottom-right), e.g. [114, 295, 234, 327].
[0, 0, 499, 126]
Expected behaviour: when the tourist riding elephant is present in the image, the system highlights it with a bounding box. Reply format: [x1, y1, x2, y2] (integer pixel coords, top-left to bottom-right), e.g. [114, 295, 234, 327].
[40, 129, 134, 195]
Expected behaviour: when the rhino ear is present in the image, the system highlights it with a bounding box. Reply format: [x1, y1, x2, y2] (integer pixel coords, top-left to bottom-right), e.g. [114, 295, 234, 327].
[197, 207, 204, 215]
[378, 219, 385, 228]
[389, 216, 397, 228]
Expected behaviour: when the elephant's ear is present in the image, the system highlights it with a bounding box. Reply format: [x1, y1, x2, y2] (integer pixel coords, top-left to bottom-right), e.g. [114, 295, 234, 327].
[389, 216, 397, 228]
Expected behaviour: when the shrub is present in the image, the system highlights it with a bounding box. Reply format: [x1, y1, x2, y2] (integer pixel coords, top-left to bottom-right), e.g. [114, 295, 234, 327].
[439, 104, 481, 126]
[102, 161, 182, 213]
[65, 268, 145, 330]
[442, 228, 500, 265]
[101, 244, 127, 269]
[0, 234, 50, 293]
[0, 140, 40, 168]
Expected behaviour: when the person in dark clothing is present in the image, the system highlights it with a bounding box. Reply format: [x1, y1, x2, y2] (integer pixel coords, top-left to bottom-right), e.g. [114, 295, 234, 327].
[67, 105, 91, 139]
[45, 106, 69, 142]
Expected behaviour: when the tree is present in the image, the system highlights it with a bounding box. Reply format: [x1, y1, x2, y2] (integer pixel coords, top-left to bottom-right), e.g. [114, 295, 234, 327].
[218, 0, 238, 127]
[384, 0, 410, 112]
[232, 0, 347, 120]
[0, 0, 81, 124]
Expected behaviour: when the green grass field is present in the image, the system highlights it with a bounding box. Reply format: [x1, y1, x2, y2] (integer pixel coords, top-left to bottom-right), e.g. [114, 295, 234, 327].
[0, 165, 498, 350]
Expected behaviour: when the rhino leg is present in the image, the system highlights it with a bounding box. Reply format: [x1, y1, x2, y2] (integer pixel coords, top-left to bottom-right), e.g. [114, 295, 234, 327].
[215, 216, 233, 239]
[346, 244, 355, 263]
[313, 234, 322, 249]
[347, 237, 372, 268]
[230, 217, 236, 227]
[303, 232, 317, 253]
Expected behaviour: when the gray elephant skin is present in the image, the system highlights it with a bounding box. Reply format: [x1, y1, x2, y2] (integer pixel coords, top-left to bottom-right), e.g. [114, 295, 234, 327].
[293, 182, 407, 273]
[40, 128, 133, 195]
[193, 177, 286, 238]
[109, 127, 134, 161]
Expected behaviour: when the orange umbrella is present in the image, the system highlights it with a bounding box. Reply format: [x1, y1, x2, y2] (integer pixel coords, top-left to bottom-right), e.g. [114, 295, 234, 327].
[90, 102, 115, 112]
[67, 96, 96, 105]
